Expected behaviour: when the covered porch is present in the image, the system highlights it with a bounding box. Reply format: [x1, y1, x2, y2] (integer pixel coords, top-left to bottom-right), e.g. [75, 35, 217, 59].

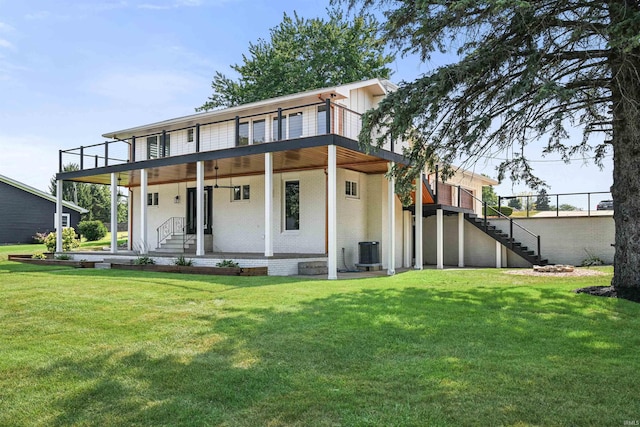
[55, 135, 432, 279]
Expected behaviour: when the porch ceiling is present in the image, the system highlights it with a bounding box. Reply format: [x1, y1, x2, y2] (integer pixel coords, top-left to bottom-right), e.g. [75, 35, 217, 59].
[60, 136, 406, 187]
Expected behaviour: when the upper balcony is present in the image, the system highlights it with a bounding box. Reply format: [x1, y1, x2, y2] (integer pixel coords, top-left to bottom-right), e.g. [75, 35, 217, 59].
[57, 98, 388, 175]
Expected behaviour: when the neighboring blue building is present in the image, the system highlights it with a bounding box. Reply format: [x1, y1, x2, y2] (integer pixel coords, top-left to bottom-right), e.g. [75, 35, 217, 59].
[0, 174, 88, 244]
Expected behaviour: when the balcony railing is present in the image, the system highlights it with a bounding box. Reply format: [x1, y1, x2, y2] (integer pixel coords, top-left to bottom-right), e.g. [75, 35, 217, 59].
[59, 99, 365, 173]
[497, 191, 613, 217]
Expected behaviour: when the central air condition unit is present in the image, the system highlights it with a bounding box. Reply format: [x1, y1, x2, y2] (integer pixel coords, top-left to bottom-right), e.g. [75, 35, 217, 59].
[358, 241, 380, 265]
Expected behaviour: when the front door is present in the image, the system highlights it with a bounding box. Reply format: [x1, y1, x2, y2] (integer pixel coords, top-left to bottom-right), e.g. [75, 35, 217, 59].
[186, 186, 212, 234]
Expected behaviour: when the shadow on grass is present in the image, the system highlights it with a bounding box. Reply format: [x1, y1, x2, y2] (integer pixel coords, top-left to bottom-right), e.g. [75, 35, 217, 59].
[30, 282, 639, 426]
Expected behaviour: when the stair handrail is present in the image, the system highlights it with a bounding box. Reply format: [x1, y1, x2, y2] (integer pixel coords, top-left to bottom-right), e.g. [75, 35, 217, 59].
[157, 217, 185, 248]
[459, 187, 543, 263]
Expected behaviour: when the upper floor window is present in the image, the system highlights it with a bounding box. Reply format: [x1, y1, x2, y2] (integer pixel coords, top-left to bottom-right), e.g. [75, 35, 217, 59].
[289, 112, 303, 139]
[238, 122, 249, 146]
[253, 120, 265, 144]
[147, 135, 170, 159]
[188, 128, 194, 142]
[318, 105, 329, 134]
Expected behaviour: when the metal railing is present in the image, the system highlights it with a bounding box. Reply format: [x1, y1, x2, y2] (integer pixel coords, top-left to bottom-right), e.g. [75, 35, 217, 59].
[157, 217, 186, 249]
[460, 187, 543, 263]
[59, 99, 366, 173]
[497, 191, 613, 217]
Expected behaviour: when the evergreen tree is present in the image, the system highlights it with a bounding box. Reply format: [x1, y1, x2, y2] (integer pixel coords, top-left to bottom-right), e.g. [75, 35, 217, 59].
[339, 0, 640, 301]
[536, 189, 551, 211]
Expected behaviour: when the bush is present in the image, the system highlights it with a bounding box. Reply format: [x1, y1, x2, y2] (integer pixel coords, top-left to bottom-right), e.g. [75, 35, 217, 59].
[134, 256, 155, 265]
[174, 255, 193, 266]
[216, 259, 239, 268]
[31, 252, 47, 260]
[32, 232, 48, 244]
[78, 220, 108, 241]
[44, 228, 80, 252]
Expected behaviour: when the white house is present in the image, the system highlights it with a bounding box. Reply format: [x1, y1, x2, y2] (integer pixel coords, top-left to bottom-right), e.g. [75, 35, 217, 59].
[55, 79, 542, 277]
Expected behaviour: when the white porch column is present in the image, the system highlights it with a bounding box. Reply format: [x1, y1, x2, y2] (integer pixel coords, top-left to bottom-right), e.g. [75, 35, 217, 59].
[196, 161, 205, 256]
[56, 179, 63, 253]
[403, 210, 412, 268]
[140, 169, 148, 254]
[414, 172, 424, 270]
[110, 173, 118, 254]
[387, 163, 396, 276]
[327, 145, 337, 280]
[496, 240, 502, 268]
[458, 212, 465, 267]
[436, 208, 444, 269]
[264, 153, 273, 257]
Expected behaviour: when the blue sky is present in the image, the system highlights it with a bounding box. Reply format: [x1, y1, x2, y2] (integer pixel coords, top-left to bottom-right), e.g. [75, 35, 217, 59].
[0, 0, 612, 204]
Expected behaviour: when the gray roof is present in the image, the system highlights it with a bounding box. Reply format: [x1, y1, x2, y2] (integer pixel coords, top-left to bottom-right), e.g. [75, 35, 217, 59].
[0, 174, 89, 214]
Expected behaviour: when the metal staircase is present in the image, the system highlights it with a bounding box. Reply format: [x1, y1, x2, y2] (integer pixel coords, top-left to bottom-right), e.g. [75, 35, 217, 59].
[464, 211, 548, 265]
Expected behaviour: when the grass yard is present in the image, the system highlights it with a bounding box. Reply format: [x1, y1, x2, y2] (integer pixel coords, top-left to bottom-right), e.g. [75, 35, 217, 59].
[1, 255, 638, 426]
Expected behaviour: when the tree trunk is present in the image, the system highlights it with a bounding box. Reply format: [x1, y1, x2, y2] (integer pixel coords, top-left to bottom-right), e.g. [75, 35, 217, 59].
[610, 34, 640, 302]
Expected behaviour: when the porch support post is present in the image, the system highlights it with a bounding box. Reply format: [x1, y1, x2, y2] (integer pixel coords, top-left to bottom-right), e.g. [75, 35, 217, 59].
[56, 179, 63, 253]
[327, 144, 338, 280]
[387, 162, 396, 276]
[436, 208, 444, 269]
[140, 169, 148, 254]
[110, 173, 118, 254]
[495, 240, 502, 268]
[403, 210, 412, 268]
[458, 212, 465, 267]
[414, 172, 424, 270]
[264, 153, 273, 257]
[196, 161, 205, 256]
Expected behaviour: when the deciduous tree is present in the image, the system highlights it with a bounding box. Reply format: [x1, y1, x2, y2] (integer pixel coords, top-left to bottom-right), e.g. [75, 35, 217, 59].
[339, 0, 640, 302]
[197, 8, 393, 111]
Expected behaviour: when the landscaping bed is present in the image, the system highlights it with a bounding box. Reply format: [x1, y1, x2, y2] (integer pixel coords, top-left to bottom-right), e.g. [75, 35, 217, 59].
[110, 263, 268, 276]
[7, 254, 96, 268]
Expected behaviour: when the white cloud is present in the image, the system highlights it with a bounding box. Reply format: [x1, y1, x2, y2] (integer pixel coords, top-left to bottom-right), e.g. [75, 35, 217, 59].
[0, 22, 14, 33]
[0, 38, 14, 49]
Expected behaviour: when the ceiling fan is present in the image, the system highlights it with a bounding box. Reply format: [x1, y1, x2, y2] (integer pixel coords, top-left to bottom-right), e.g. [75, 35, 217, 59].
[212, 163, 239, 190]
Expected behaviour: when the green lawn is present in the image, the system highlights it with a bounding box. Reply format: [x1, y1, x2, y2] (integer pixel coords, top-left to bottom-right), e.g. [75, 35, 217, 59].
[1, 254, 637, 426]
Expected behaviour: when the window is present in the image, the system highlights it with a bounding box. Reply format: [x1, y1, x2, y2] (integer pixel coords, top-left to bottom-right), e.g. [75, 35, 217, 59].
[273, 116, 286, 141]
[53, 213, 70, 229]
[188, 128, 194, 142]
[289, 112, 303, 138]
[147, 134, 170, 159]
[345, 180, 359, 198]
[284, 180, 300, 231]
[147, 192, 159, 206]
[238, 122, 249, 146]
[253, 120, 265, 144]
[318, 105, 329, 134]
[232, 185, 250, 202]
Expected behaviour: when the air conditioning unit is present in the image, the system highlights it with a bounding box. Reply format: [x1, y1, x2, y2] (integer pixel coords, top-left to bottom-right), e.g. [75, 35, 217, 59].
[358, 241, 380, 265]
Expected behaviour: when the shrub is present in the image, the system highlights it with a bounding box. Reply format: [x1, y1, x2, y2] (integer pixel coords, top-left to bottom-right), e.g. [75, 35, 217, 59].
[78, 220, 108, 241]
[44, 228, 80, 252]
[55, 254, 72, 260]
[581, 249, 604, 267]
[216, 259, 239, 268]
[134, 256, 155, 265]
[31, 252, 47, 260]
[174, 255, 193, 266]
[32, 232, 48, 244]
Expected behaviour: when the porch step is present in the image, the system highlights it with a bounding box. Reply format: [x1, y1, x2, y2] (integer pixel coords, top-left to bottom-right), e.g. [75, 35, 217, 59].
[158, 234, 196, 251]
[298, 261, 328, 275]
